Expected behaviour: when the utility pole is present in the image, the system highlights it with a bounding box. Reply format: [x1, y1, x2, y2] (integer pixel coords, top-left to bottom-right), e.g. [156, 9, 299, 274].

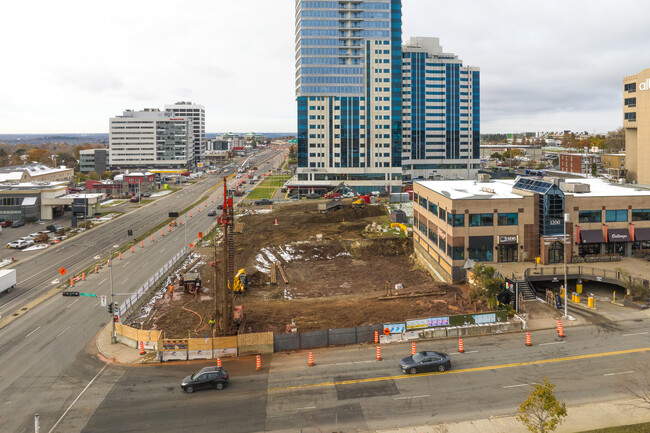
[110, 250, 116, 343]
[564, 212, 570, 318]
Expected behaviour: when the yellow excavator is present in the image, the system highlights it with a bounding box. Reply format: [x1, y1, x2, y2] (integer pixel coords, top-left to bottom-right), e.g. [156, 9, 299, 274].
[233, 268, 247, 294]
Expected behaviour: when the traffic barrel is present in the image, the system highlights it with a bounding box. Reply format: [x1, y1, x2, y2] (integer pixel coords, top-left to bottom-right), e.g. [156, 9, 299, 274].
[256, 355, 261, 371]
[557, 319, 565, 338]
[198, 207, 201, 212]
[274, 219, 278, 226]
[168, 225, 171, 232]
[161, 230, 164, 237]
[308, 351, 314, 367]
[411, 342, 416, 355]
[190, 212, 193, 218]
[217, 357, 222, 367]
[119, 252, 122, 260]
[140, 241, 144, 248]
[139, 341, 145, 355]
[70, 278, 74, 287]
[95, 265, 98, 274]
[131, 245, 134, 253]
[82, 272, 85, 281]
[151, 235, 154, 242]
[374, 330, 379, 344]
[376, 345, 382, 361]
[526, 332, 532, 346]
[458, 338, 464, 353]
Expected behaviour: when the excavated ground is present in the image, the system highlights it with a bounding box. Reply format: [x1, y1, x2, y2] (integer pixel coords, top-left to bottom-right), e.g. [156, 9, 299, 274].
[144, 200, 489, 338]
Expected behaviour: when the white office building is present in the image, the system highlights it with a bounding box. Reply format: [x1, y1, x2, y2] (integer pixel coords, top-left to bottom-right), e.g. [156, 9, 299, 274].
[109, 108, 193, 169]
[165, 101, 205, 164]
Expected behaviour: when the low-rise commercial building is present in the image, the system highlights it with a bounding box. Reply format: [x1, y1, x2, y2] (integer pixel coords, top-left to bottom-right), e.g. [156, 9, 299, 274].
[558, 153, 600, 175]
[624, 68, 650, 185]
[413, 177, 650, 283]
[0, 164, 73, 184]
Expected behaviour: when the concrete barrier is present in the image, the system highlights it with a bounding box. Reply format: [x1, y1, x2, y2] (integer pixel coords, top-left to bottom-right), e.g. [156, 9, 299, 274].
[238, 332, 273, 355]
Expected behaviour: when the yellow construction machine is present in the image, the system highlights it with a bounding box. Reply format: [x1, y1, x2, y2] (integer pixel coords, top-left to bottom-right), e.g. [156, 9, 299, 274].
[233, 268, 247, 294]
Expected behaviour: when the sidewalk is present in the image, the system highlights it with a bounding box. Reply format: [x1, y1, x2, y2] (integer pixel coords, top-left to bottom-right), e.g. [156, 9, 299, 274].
[95, 322, 148, 364]
[376, 398, 650, 433]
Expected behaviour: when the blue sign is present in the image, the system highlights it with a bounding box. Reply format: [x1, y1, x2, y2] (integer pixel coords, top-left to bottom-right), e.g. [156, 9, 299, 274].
[473, 313, 496, 324]
[383, 323, 406, 334]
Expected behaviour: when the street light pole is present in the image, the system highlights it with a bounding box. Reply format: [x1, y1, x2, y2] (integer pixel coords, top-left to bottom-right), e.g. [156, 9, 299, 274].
[564, 212, 570, 318]
[110, 250, 116, 344]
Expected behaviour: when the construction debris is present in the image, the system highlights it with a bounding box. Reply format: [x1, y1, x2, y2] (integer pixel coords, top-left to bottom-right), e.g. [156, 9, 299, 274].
[276, 262, 289, 284]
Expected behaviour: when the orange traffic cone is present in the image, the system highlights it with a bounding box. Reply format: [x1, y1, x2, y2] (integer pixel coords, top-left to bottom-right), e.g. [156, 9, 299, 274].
[526, 332, 532, 346]
[198, 207, 201, 212]
[82, 272, 86, 281]
[557, 319, 565, 338]
[151, 235, 154, 242]
[140, 241, 144, 248]
[131, 245, 134, 253]
[205, 202, 207, 207]
[376, 345, 382, 361]
[190, 212, 193, 217]
[274, 219, 278, 226]
[459, 338, 464, 353]
[161, 230, 164, 237]
[308, 351, 314, 367]
[119, 252, 122, 260]
[411, 342, 416, 355]
[374, 330, 379, 344]
[106, 259, 110, 266]
[256, 355, 262, 371]
[217, 357, 222, 367]
[139, 341, 145, 355]
[95, 265, 98, 274]
[168, 226, 171, 232]
[70, 278, 74, 287]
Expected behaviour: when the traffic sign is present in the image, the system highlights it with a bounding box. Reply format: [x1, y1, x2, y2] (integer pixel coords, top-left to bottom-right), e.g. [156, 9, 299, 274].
[79, 293, 97, 297]
[100, 295, 107, 307]
[383, 328, 391, 336]
[59, 267, 66, 275]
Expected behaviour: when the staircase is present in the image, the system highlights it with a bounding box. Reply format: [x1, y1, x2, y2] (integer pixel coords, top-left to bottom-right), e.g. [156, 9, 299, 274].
[516, 279, 536, 300]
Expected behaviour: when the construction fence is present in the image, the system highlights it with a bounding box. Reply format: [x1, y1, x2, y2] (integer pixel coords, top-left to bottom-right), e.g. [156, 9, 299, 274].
[119, 246, 188, 319]
[115, 323, 273, 361]
[273, 325, 383, 352]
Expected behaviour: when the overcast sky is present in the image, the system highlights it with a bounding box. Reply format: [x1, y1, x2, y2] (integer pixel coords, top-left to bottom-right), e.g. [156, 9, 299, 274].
[2, 0, 649, 134]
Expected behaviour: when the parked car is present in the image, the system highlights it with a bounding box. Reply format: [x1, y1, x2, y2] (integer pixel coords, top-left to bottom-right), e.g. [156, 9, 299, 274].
[46, 224, 64, 234]
[130, 195, 142, 203]
[342, 192, 355, 198]
[7, 240, 27, 249]
[181, 366, 229, 393]
[324, 192, 341, 199]
[217, 204, 223, 210]
[207, 210, 217, 216]
[399, 351, 451, 374]
[18, 237, 35, 246]
[254, 199, 273, 206]
[305, 193, 320, 199]
[143, 191, 152, 197]
[0, 221, 12, 228]
[11, 220, 25, 228]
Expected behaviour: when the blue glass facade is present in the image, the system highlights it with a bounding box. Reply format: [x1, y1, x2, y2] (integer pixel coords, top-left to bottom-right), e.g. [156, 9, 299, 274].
[390, 0, 402, 168]
[445, 63, 460, 160]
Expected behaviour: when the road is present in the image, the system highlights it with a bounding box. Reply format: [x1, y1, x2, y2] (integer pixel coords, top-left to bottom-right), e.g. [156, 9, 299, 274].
[82, 321, 650, 432]
[0, 148, 286, 432]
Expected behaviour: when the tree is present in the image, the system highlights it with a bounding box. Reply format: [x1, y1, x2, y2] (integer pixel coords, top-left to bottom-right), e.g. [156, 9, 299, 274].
[491, 152, 503, 161]
[10, 153, 23, 166]
[75, 172, 87, 183]
[102, 171, 111, 180]
[471, 263, 504, 299]
[55, 152, 77, 169]
[517, 377, 567, 433]
[27, 148, 52, 165]
[615, 267, 650, 299]
[288, 145, 297, 164]
[88, 171, 100, 180]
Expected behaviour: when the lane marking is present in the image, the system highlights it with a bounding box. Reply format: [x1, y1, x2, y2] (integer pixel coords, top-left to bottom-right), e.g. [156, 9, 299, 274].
[99, 278, 107, 285]
[56, 326, 70, 338]
[160, 248, 166, 253]
[65, 299, 80, 308]
[623, 332, 648, 337]
[25, 326, 41, 338]
[48, 362, 109, 433]
[503, 383, 536, 389]
[604, 371, 635, 377]
[334, 360, 374, 365]
[122, 261, 130, 267]
[450, 350, 478, 355]
[539, 341, 566, 346]
[296, 406, 316, 410]
[394, 394, 429, 400]
[267, 347, 650, 392]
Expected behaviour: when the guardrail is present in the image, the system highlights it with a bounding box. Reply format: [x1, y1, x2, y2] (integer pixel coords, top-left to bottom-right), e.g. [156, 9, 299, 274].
[119, 246, 189, 318]
[524, 265, 648, 288]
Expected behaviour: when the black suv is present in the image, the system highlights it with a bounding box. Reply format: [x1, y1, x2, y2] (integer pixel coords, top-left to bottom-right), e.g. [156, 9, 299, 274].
[181, 366, 229, 393]
[254, 198, 273, 206]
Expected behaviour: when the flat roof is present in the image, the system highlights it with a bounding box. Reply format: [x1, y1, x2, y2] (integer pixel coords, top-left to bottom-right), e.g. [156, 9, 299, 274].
[416, 177, 650, 200]
[60, 193, 104, 199]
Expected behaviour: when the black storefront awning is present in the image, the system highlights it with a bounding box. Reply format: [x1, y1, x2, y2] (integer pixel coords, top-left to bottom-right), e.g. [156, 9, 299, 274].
[580, 229, 604, 244]
[608, 228, 630, 243]
[634, 227, 650, 242]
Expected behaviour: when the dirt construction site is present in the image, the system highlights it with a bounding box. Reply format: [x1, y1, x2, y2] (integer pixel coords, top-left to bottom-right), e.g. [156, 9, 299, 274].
[140, 200, 495, 338]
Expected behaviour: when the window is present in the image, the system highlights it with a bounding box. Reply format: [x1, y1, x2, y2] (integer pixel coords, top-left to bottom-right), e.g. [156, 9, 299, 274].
[469, 213, 493, 227]
[625, 112, 637, 122]
[428, 201, 438, 216]
[418, 196, 427, 208]
[632, 209, 650, 221]
[413, 193, 419, 203]
[428, 227, 438, 245]
[578, 210, 601, 223]
[448, 245, 464, 260]
[497, 213, 518, 226]
[438, 207, 446, 219]
[447, 213, 465, 227]
[625, 82, 636, 93]
[625, 97, 637, 107]
[605, 209, 627, 222]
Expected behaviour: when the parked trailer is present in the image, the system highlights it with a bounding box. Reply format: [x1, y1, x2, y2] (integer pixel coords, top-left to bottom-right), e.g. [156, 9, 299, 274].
[318, 198, 343, 214]
[0, 269, 17, 294]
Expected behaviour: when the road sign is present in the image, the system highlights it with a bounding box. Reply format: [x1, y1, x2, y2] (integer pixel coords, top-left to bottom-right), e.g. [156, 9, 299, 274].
[59, 267, 66, 275]
[383, 328, 391, 336]
[79, 292, 97, 297]
[100, 295, 107, 307]
[169, 212, 179, 218]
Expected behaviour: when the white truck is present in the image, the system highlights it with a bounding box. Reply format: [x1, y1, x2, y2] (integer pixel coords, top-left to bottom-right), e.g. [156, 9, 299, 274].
[0, 269, 16, 294]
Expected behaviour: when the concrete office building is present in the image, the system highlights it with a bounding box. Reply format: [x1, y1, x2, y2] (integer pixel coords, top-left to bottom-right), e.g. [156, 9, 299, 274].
[79, 149, 109, 175]
[401, 37, 480, 181]
[294, 0, 403, 194]
[109, 109, 193, 169]
[624, 68, 650, 185]
[558, 153, 600, 175]
[413, 176, 650, 283]
[165, 102, 205, 164]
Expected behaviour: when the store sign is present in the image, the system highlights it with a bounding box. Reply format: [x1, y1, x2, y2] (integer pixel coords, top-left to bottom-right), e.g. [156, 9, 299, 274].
[610, 233, 629, 241]
[499, 235, 518, 244]
[438, 228, 446, 240]
[640, 79, 650, 91]
[549, 218, 563, 226]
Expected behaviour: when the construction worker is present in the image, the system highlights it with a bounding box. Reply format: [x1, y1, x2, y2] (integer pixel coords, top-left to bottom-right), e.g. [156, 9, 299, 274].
[168, 284, 174, 298]
[208, 315, 216, 331]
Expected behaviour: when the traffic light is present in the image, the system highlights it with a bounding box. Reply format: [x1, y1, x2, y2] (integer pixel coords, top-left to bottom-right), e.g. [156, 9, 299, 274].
[114, 314, 119, 323]
[62, 291, 80, 297]
[107, 302, 113, 314]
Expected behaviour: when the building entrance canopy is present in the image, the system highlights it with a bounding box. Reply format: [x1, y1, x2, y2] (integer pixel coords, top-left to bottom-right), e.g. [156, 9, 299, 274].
[608, 228, 629, 242]
[580, 229, 604, 244]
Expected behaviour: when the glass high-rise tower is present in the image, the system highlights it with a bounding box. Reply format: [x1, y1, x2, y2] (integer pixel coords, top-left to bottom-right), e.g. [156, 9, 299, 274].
[295, 0, 403, 194]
